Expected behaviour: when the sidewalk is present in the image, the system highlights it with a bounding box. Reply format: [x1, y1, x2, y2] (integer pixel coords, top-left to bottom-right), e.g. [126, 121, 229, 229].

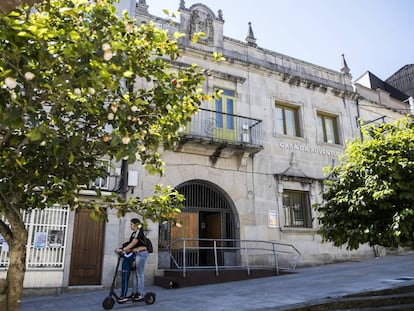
[20, 252, 414, 311]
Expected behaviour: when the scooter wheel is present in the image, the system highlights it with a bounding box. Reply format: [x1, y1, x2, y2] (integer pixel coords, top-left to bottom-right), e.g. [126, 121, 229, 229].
[144, 292, 156, 305]
[102, 296, 116, 310]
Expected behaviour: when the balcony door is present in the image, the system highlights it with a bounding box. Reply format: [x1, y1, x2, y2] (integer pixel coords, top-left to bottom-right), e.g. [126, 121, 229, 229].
[214, 89, 236, 141]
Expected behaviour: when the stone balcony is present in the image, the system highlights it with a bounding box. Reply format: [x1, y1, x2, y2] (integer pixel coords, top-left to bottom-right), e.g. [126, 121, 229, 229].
[176, 108, 263, 163]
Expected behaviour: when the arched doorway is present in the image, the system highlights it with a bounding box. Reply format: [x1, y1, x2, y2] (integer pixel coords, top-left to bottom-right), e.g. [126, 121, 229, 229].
[158, 180, 239, 268]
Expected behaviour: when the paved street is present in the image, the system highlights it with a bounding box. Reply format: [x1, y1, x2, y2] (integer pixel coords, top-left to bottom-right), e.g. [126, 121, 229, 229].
[21, 251, 414, 310]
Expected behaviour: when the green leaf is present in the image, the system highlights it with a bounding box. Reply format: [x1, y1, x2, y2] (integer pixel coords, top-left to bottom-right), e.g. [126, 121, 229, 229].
[17, 31, 33, 38]
[173, 32, 185, 39]
[123, 70, 134, 78]
[68, 31, 81, 41]
[69, 153, 75, 164]
[26, 128, 42, 141]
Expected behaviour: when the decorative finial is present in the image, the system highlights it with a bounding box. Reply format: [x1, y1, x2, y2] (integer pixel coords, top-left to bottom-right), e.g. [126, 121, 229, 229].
[340, 54, 350, 75]
[137, 0, 149, 14]
[246, 21, 257, 47]
[217, 9, 224, 21]
[179, 0, 185, 10]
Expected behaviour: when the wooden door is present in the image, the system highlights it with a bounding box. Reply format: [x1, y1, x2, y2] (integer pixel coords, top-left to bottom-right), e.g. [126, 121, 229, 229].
[205, 213, 222, 242]
[170, 212, 199, 248]
[69, 210, 105, 285]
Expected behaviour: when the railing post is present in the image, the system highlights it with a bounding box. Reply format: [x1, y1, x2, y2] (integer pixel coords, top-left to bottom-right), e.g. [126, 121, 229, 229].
[272, 243, 279, 275]
[244, 242, 250, 275]
[213, 240, 219, 276]
[183, 239, 186, 278]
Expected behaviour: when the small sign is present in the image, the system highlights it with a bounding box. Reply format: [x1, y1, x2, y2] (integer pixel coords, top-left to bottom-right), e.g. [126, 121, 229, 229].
[34, 232, 47, 248]
[268, 210, 278, 228]
[48, 230, 63, 247]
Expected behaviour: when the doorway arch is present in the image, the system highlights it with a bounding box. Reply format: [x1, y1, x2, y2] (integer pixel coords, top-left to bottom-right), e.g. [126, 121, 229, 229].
[158, 179, 239, 267]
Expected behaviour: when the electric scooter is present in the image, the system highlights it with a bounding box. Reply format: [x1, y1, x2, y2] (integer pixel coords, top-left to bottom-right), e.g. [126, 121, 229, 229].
[102, 253, 156, 310]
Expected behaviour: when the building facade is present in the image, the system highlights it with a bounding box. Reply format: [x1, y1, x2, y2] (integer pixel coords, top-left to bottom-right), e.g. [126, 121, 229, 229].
[0, 0, 410, 290]
[354, 71, 413, 127]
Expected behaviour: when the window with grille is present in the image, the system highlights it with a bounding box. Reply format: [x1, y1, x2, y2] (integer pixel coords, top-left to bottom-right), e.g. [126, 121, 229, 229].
[0, 205, 69, 269]
[282, 190, 312, 228]
[317, 112, 340, 144]
[274, 101, 301, 137]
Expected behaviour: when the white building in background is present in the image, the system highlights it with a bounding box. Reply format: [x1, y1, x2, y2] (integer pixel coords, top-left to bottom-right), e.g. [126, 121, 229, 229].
[355, 70, 413, 121]
[0, 0, 410, 290]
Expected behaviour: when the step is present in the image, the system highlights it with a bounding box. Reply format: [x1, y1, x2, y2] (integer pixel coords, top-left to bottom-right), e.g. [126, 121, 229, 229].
[154, 268, 292, 289]
[338, 292, 414, 308]
[280, 292, 414, 310]
[335, 303, 414, 311]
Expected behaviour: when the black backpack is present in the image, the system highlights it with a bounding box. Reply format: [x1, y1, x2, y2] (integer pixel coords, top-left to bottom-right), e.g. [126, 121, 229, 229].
[144, 237, 154, 253]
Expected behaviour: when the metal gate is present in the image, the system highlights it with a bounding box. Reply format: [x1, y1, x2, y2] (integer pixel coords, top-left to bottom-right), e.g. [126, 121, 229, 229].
[158, 180, 239, 268]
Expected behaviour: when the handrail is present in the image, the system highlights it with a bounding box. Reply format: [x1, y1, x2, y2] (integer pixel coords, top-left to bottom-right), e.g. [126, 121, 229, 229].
[164, 238, 301, 277]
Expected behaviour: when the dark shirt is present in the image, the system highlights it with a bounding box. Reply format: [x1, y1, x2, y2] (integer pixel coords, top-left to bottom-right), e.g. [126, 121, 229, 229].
[130, 228, 146, 247]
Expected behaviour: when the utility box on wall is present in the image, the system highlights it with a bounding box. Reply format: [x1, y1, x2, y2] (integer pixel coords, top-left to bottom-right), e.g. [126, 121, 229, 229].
[128, 170, 138, 187]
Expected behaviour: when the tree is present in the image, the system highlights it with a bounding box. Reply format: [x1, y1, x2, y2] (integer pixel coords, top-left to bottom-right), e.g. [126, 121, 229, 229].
[315, 117, 414, 251]
[0, 1, 218, 310]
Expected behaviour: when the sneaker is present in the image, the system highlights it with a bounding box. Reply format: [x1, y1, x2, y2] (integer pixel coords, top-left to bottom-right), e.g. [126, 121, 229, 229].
[118, 296, 128, 303]
[132, 293, 143, 301]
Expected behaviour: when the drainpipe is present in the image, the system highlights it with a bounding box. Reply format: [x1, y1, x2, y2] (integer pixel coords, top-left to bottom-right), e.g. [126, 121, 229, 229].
[117, 159, 129, 200]
[355, 97, 364, 141]
[409, 96, 414, 116]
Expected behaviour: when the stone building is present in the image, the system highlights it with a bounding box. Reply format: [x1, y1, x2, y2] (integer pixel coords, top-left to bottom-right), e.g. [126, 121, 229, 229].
[0, 0, 410, 290]
[129, 0, 409, 282]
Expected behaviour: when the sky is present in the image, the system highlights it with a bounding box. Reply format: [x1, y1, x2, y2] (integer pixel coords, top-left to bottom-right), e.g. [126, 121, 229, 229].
[144, 0, 414, 81]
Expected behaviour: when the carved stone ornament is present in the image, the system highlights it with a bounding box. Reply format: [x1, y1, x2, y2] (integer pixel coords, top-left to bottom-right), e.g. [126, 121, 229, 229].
[190, 9, 214, 45]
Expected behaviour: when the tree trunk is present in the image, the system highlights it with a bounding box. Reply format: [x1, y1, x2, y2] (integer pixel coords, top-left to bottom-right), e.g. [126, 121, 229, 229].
[4, 213, 28, 311]
[6, 237, 27, 311]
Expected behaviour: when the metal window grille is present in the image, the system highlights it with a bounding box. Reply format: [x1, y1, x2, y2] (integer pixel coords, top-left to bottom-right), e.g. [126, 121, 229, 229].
[282, 190, 312, 228]
[0, 205, 69, 269]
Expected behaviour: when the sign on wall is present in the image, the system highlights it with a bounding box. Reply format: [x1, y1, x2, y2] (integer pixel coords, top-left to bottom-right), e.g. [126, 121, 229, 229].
[268, 210, 279, 228]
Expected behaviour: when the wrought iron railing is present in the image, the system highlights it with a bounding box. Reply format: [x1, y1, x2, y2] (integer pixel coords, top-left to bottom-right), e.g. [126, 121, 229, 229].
[160, 238, 300, 277]
[180, 108, 263, 148]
